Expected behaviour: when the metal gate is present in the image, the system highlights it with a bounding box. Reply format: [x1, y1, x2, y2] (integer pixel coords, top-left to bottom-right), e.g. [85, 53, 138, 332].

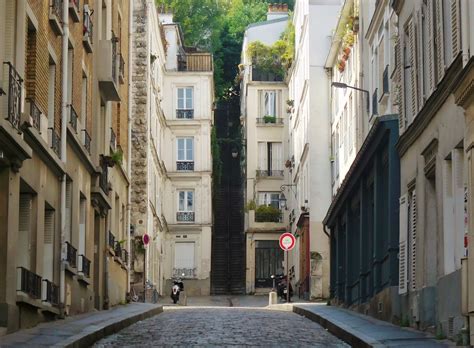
[255, 240, 283, 288]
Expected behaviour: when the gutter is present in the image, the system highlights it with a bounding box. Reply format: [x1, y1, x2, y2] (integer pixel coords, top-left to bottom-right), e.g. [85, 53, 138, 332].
[59, 0, 70, 315]
[127, 0, 133, 292]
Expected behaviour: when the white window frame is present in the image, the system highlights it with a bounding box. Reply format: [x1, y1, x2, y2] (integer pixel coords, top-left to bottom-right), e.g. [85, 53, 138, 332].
[178, 190, 194, 212]
[177, 137, 194, 162]
[263, 90, 277, 117]
[177, 87, 193, 110]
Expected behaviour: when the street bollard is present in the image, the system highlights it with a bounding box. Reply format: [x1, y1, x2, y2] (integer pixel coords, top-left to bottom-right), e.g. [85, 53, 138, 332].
[269, 291, 277, 305]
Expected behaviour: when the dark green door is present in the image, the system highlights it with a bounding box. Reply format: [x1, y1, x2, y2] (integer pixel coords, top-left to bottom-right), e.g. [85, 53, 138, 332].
[255, 240, 284, 288]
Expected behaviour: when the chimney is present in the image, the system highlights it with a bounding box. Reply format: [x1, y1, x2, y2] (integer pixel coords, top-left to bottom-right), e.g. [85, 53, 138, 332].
[267, 3, 289, 21]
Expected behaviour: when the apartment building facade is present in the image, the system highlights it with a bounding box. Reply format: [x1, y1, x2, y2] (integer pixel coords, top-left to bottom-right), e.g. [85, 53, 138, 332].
[0, 0, 130, 334]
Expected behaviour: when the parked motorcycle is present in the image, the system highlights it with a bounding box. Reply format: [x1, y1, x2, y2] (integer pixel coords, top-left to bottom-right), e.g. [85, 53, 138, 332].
[275, 274, 293, 302]
[170, 277, 184, 304]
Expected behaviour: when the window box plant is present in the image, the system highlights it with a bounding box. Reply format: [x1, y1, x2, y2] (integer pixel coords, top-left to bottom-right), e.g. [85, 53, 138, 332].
[263, 115, 276, 124]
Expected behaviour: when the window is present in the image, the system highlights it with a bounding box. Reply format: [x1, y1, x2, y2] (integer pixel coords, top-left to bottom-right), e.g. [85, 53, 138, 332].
[264, 91, 277, 117]
[48, 58, 56, 127]
[177, 190, 194, 222]
[81, 72, 88, 122]
[177, 137, 194, 171]
[67, 46, 73, 104]
[258, 192, 281, 210]
[43, 205, 55, 281]
[79, 195, 86, 256]
[257, 142, 283, 176]
[19, 193, 33, 269]
[177, 87, 193, 110]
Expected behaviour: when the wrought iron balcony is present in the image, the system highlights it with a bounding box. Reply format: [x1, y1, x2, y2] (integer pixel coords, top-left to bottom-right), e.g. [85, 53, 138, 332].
[3, 62, 23, 130]
[69, 105, 78, 132]
[42, 279, 59, 306]
[99, 157, 109, 194]
[114, 241, 123, 259]
[119, 53, 125, 84]
[110, 127, 116, 150]
[49, 0, 63, 35]
[372, 88, 378, 116]
[177, 211, 195, 222]
[122, 249, 129, 264]
[65, 241, 77, 268]
[82, 129, 91, 155]
[49, 128, 61, 157]
[176, 109, 194, 119]
[83, 7, 93, 52]
[108, 231, 115, 250]
[256, 169, 284, 177]
[251, 65, 283, 82]
[177, 53, 213, 72]
[172, 267, 196, 278]
[78, 254, 91, 278]
[382, 65, 389, 95]
[111, 33, 118, 84]
[177, 161, 194, 171]
[17, 267, 42, 299]
[256, 117, 283, 125]
[26, 98, 41, 131]
[69, 0, 80, 22]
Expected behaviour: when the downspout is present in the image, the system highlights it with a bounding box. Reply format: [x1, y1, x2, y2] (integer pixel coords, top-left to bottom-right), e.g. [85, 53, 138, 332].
[323, 224, 330, 238]
[59, 0, 70, 316]
[127, 0, 133, 292]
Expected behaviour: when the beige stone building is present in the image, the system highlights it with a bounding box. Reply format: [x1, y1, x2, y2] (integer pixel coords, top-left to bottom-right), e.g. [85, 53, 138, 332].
[0, 0, 130, 334]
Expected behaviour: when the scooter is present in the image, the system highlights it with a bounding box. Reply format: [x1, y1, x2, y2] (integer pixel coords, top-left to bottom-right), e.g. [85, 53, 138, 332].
[170, 277, 184, 304]
[276, 274, 293, 302]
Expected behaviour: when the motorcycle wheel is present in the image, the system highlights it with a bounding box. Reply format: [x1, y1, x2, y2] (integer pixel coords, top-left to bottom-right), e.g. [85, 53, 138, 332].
[173, 299, 178, 304]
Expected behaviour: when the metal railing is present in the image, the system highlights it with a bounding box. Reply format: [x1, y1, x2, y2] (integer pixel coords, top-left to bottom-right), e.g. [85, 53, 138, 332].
[108, 231, 115, 250]
[43, 279, 59, 306]
[3, 62, 23, 129]
[111, 33, 118, 84]
[256, 117, 283, 125]
[99, 157, 109, 194]
[114, 241, 123, 259]
[382, 65, 389, 95]
[255, 211, 283, 223]
[65, 241, 77, 268]
[69, 105, 78, 132]
[256, 170, 284, 177]
[372, 88, 378, 116]
[119, 53, 125, 80]
[50, 128, 61, 157]
[177, 161, 194, 171]
[122, 249, 129, 264]
[110, 127, 116, 150]
[177, 54, 213, 72]
[50, 0, 62, 20]
[82, 129, 91, 154]
[17, 267, 42, 299]
[172, 268, 196, 278]
[27, 98, 41, 131]
[83, 9, 93, 44]
[177, 211, 195, 222]
[176, 109, 194, 119]
[251, 66, 283, 82]
[79, 254, 91, 278]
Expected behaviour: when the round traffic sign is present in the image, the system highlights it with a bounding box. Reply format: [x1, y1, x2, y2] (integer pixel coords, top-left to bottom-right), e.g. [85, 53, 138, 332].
[279, 232, 295, 251]
[142, 233, 150, 246]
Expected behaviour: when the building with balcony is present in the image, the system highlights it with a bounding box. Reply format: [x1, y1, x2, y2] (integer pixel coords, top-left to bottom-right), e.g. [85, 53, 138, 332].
[241, 4, 289, 294]
[0, 0, 130, 334]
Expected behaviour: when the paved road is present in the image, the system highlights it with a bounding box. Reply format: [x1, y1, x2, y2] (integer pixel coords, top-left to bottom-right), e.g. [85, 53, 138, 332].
[94, 307, 349, 347]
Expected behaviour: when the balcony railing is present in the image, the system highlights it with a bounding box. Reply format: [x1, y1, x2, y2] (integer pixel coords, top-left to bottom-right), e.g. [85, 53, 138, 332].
[69, 105, 78, 132]
[176, 109, 194, 119]
[172, 268, 196, 279]
[114, 241, 123, 259]
[17, 267, 42, 299]
[3, 62, 23, 130]
[255, 211, 283, 223]
[49, 128, 61, 157]
[65, 241, 77, 268]
[111, 33, 118, 84]
[177, 211, 195, 222]
[110, 127, 116, 150]
[382, 65, 389, 95]
[119, 53, 125, 83]
[26, 98, 41, 131]
[43, 279, 59, 306]
[256, 117, 283, 125]
[251, 66, 283, 82]
[83, 7, 93, 52]
[177, 53, 213, 72]
[78, 254, 91, 278]
[99, 157, 109, 194]
[108, 231, 115, 250]
[122, 249, 129, 264]
[82, 129, 91, 154]
[256, 170, 284, 177]
[51, 0, 62, 21]
[177, 161, 194, 171]
[372, 88, 378, 116]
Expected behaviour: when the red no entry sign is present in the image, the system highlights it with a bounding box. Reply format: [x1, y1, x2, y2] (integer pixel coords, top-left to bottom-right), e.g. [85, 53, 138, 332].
[143, 233, 150, 246]
[279, 232, 295, 251]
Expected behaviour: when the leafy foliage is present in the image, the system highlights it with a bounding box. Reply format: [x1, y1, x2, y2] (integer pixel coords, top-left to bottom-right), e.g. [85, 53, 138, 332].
[255, 205, 281, 222]
[211, 126, 222, 185]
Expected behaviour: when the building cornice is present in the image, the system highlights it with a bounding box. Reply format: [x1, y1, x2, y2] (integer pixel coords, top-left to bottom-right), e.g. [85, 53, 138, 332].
[453, 56, 474, 109]
[396, 54, 463, 157]
[365, 0, 388, 42]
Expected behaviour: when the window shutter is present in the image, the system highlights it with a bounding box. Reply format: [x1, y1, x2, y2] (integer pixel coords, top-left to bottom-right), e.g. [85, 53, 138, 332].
[394, 38, 405, 132]
[44, 209, 54, 244]
[416, 11, 424, 107]
[399, 194, 409, 294]
[408, 19, 418, 118]
[271, 143, 282, 171]
[410, 190, 417, 291]
[435, 0, 445, 82]
[450, 0, 460, 59]
[258, 142, 267, 170]
[174, 242, 195, 269]
[426, 0, 436, 94]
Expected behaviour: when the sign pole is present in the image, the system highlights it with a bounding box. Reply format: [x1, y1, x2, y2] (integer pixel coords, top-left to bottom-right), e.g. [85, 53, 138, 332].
[279, 232, 295, 304]
[286, 250, 289, 303]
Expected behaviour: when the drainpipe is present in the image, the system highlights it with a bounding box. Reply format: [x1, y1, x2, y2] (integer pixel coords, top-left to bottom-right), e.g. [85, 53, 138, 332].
[127, 0, 133, 292]
[323, 224, 330, 238]
[461, 0, 470, 67]
[59, 0, 70, 316]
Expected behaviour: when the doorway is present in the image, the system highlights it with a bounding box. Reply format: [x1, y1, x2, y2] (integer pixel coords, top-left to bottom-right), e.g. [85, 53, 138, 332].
[255, 240, 283, 288]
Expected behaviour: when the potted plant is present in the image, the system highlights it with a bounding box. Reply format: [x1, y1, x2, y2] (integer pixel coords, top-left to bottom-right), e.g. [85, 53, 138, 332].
[286, 106, 293, 114]
[337, 59, 346, 73]
[263, 115, 276, 124]
[286, 99, 295, 107]
[111, 148, 123, 166]
[343, 46, 351, 56]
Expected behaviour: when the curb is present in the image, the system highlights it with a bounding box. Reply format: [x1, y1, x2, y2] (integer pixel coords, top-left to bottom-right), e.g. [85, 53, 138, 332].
[55, 305, 163, 348]
[293, 306, 374, 348]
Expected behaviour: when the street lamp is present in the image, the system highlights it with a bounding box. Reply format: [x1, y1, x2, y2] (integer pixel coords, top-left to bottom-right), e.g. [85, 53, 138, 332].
[279, 193, 287, 210]
[331, 82, 370, 114]
[231, 149, 238, 158]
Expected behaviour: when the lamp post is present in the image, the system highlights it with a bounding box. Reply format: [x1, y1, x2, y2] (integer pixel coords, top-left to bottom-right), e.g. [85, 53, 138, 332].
[331, 82, 370, 114]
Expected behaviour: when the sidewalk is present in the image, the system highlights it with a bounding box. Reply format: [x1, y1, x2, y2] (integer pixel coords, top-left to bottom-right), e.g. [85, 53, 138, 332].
[0, 303, 162, 347]
[293, 303, 451, 347]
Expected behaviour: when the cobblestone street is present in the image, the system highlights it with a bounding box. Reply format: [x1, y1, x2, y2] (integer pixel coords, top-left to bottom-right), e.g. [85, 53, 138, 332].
[94, 306, 349, 347]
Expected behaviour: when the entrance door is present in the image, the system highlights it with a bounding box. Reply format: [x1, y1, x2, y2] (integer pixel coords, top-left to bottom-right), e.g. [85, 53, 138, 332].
[255, 240, 283, 288]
